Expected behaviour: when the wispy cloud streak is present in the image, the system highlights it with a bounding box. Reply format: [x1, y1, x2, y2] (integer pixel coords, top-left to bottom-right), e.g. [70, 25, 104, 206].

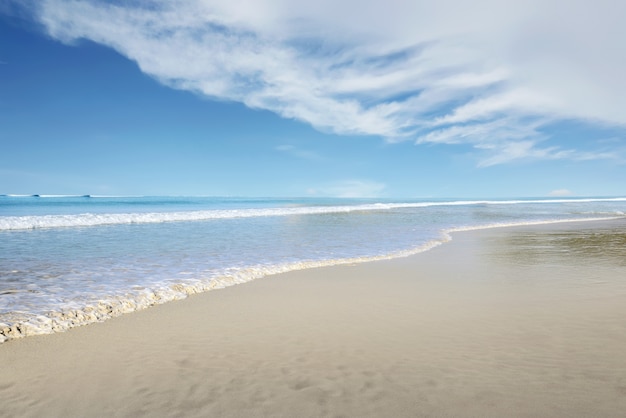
[23, 0, 626, 165]
[308, 180, 386, 198]
[275, 145, 324, 162]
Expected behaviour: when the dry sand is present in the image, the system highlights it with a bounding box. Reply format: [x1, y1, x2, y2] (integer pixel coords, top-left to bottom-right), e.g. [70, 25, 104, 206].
[1, 219, 626, 417]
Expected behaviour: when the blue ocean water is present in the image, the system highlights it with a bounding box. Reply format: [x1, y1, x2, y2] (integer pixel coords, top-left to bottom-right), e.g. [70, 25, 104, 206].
[1, 195, 625, 342]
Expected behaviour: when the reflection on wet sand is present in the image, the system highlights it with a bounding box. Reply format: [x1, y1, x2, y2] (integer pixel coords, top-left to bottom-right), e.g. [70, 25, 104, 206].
[488, 222, 626, 267]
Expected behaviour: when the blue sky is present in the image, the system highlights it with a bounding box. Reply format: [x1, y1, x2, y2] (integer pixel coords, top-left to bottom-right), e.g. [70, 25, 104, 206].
[1, 0, 625, 198]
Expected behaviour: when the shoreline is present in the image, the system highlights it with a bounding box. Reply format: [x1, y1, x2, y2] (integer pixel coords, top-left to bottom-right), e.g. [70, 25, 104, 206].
[2, 218, 626, 417]
[1, 215, 623, 344]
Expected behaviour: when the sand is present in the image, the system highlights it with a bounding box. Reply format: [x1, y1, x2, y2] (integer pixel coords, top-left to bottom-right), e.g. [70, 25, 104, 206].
[1, 219, 626, 417]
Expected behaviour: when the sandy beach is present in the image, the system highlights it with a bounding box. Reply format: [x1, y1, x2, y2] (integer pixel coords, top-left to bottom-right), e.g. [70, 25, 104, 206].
[1, 219, 626, 417]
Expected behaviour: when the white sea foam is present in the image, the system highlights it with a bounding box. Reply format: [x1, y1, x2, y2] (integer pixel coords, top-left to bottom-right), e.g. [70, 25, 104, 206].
[447, 216, 624, 233]
[0, 237, 447, 342]
[2, 197, 625, 230]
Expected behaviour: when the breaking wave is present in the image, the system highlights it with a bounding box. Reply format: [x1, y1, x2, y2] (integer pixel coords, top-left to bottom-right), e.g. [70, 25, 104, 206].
[2, 197, 625, 230]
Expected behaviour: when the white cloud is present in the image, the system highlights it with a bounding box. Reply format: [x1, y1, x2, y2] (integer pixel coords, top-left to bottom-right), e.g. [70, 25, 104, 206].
[26, 0, 626, 165]
[308, 180, 386, 198]
[275, 144, 323, 161]
[549, 189, 573, 197]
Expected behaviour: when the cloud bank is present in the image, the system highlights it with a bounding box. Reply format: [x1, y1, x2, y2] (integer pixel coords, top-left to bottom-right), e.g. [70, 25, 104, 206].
[26, 0, 626, 165]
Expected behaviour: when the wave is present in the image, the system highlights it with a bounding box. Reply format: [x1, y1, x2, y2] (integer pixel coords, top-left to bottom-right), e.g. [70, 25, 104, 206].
[1, 194, 34, 197]
[34, 194, 91, 198]
[1, 197, 626, 230]
[1, 194, 94, 198]
[0, 204, 387, 230]
[2, 215, 623, 343]
[0, 237, 448, 342]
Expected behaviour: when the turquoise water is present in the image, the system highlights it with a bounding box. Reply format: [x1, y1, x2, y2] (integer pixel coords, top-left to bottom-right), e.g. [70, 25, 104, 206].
[1, 195, 625, 342]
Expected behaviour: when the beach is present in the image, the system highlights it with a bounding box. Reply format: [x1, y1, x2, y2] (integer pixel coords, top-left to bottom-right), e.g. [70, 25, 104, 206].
[1, 219, 626, 417]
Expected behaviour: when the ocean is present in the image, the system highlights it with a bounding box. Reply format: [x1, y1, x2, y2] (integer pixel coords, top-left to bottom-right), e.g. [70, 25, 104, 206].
[1, 195, 625, 343]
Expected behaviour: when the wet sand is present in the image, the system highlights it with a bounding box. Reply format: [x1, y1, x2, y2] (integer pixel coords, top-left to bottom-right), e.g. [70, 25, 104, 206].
[1, 219, 626, 417]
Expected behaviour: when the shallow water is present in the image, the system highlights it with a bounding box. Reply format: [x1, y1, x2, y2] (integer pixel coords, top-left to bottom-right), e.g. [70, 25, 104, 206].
[1, 195, 625, 341]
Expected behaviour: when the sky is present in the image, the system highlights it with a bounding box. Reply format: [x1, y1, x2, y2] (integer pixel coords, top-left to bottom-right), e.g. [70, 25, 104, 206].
[1, 0, 625, 198]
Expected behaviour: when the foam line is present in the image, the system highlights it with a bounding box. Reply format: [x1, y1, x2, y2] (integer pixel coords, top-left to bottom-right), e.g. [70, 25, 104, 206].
[1, 215, 623, 343]
[2, 198, 625, 230]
